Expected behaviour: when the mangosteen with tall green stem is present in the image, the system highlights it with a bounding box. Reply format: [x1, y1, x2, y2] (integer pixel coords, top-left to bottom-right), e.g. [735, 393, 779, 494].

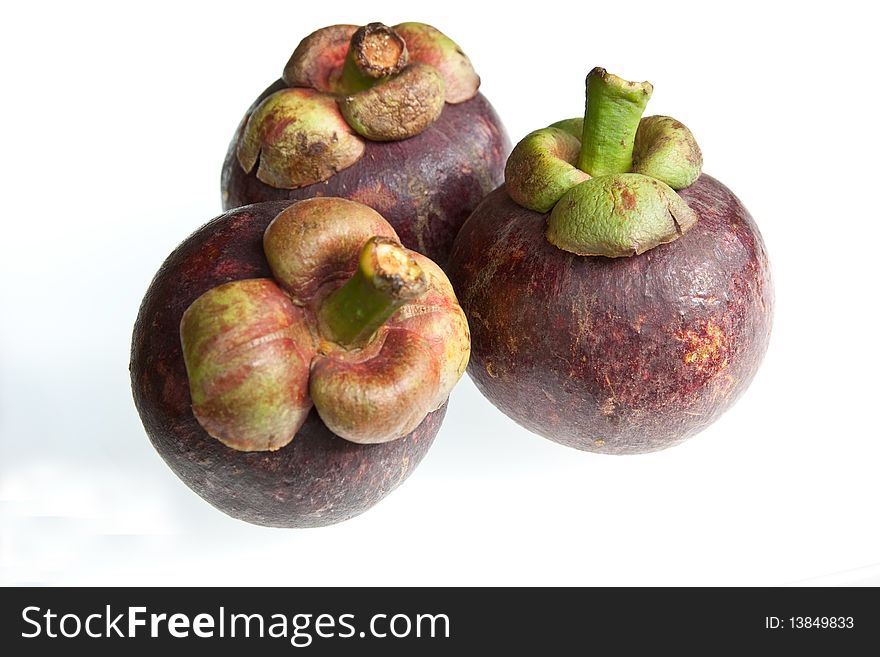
[448, 67, 773, 454]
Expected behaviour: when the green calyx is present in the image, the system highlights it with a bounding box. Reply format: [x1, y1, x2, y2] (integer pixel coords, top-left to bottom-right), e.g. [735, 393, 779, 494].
[283, 21, 479, 141]
[392, 22, 480, 104]
[339, 63, 446, 141]
[547, 173, 698, 257]
[548, 117, 584, 140]
[237, 88, 365, 190]
[334, 23, 456, 141]
[504, 67, 704, 257]
[632, 115, 702, 189]
[181, 198, 471, 449]
[180, 279, 315, 452]
[241, 22, 482, 189]
[505, 128, 589, 213]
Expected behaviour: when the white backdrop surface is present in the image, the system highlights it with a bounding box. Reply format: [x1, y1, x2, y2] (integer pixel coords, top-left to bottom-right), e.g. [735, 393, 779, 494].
[1, 0, 878, 586]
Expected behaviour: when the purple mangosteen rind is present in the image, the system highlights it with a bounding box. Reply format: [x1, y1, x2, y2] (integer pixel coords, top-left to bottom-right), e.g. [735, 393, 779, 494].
[448, 178, 773, 454]
[130, 202, 454, 527]
[223, 84, 507, 268]
[222, 21, 510, 267]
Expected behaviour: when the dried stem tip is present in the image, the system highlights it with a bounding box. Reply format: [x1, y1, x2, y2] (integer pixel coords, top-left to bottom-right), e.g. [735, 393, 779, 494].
[319, 236, 427, 347]
[350, 23, 408, 78]
[369, 237, 427, 295]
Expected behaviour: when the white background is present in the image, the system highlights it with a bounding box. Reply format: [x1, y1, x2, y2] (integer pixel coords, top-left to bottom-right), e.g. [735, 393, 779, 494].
[2, 0, 878, 586]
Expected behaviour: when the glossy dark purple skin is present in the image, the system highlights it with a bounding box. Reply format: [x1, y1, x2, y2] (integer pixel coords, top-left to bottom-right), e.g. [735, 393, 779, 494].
[448, 175, 773, 454]
[130, 202, 446, 527]
[222, 80, 510, 268]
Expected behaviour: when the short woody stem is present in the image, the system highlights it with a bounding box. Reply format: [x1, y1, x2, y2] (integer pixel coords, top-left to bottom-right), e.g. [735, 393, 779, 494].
[338, 23, 409, 94]
[577, 67, 653, 177]
[318, 236, 426, 347]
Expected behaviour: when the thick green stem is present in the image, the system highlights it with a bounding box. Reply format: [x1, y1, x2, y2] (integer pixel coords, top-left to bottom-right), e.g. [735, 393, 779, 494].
[339, 54, 377, 94]
[338, 23, 408, 94]
[577, 67, 653, 177]
[318, 236, 426, 347]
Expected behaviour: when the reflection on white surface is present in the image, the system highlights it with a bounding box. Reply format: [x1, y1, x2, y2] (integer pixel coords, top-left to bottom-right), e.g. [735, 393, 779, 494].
[3, 367, 880, 586]
[790, 564, 880, 587]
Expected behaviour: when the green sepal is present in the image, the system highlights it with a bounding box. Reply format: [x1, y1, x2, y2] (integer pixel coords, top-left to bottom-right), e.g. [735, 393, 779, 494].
[546, 173, 698, 257]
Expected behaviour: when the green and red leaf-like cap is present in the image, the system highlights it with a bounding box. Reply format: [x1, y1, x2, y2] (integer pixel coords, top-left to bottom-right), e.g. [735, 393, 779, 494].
[238, 22, 481, 189]
[180, 198, 470, 450]
[504, 67, 704, 257]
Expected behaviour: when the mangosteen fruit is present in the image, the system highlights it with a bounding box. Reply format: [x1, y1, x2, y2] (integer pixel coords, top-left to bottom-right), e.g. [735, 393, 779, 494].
[448, 67, 773, 454]
[130, 198, 470, 526]
[221, 22, 510, 267]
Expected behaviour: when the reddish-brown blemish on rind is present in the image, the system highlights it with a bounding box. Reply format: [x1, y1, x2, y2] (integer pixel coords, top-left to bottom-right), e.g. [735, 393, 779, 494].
[677, 320, 729, 373]
[347, 180, 397, 216]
